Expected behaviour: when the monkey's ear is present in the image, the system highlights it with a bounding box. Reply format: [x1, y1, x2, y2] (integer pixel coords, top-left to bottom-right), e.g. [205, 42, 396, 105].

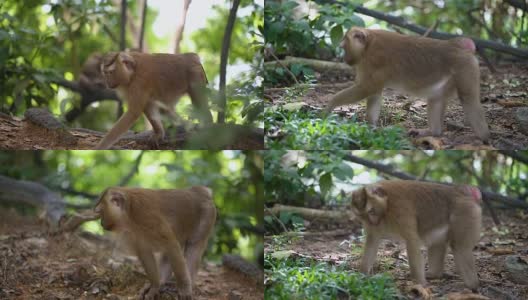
[365, 185, 386, 200]
[109, 190, 126, 208]
[352, 29, 368, 44]
[119, 53, 136, 70]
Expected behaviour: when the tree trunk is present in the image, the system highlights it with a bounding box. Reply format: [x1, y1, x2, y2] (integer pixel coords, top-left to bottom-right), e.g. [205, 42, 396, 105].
[218, 0, 241, 123]
[173, 0, 192, 54]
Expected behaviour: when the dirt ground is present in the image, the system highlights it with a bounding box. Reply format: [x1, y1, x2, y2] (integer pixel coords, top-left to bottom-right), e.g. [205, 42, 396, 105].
[264, 209, 528, 299]
[0, 211, 263, 300]
[265, 62, 528, 149]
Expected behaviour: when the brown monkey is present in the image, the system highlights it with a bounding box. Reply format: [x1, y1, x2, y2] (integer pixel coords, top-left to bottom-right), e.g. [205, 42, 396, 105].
[94, 186, 217, 299]
[325, 27, 489, 142]
[350, 180, 481, 290]
[97, 52, 214, 149]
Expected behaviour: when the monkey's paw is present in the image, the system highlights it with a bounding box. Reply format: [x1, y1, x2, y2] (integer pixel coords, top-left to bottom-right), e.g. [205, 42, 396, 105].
[148, 133, 165, 149]
[139, 283, 160, 300]
[177, 287, 193, 300]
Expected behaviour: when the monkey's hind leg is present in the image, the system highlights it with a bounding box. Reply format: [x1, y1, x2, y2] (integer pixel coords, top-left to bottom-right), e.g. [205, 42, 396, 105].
[188, 83, 213, 125]
[144, 102, 165, 148]
[426, 241, 448, 279]
[455, 68, 490, 142]
[184, 206, 216, 283]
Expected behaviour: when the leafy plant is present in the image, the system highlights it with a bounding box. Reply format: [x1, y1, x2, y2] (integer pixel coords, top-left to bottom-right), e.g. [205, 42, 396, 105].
[263, 1, 364, 85]
[264, 150, 354, 210]
[264, 252, 399, 299]
[265, 105, 413, 150]
[264, 0, 364, 59]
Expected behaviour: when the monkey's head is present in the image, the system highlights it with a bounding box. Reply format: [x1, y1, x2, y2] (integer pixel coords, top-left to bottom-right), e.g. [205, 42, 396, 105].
[101, 52, 136, 89]
[340, 27, 369, 65]
[94, 188, 128, 231]
[350, 185, 387, 225]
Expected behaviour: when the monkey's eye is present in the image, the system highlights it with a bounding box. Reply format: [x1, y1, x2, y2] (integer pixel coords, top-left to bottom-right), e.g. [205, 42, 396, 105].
[368, 209, 376, 215]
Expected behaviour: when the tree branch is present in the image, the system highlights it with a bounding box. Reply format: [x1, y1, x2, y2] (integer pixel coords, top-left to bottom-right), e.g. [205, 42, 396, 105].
[118, 151, 145, 186]
[316, 1, 528, 59]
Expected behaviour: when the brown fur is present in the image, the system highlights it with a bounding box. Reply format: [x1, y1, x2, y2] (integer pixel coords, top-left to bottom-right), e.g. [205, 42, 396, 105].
[350, 180, 481, 290]
[326, 27, 489, 141]
[95, 186, 216, 300]
[96, 52, 213, 149]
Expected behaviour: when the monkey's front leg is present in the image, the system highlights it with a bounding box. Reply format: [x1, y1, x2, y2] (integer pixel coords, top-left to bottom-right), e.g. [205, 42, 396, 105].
[165, 239, 193, 300]
[96, 109, 144, 149]
[360, 232, 381, 274]
[406, 238, 426, 285]
[135, 244, 161, 300]
[324, 83, 382, 115]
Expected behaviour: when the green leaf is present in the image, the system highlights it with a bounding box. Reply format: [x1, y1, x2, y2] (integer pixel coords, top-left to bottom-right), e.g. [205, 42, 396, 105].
[279, 211, 292, 224]
[290, 63, 303, 76]
[319, 172, 333, 198]
[330, 25, 343, 46]
[333, 163, 354, 180]
[282, 1, 300, 11]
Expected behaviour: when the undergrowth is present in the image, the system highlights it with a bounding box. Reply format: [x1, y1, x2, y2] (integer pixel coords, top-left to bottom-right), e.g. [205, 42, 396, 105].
[265, 105, 413, 149]
[264, 252, 399, 300]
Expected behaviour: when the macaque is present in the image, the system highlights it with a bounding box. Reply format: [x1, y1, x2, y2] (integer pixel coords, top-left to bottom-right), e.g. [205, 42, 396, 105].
[325, 27, 489, 142]
[94, 186, 217, 300]
[96, 52, 214, 149]
[350, 180, 481, 290]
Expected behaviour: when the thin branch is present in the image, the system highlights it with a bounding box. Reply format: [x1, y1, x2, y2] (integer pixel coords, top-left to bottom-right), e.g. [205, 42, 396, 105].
[422, 20, 439, 37]
[118, 151, 145, 186]
[265, 46, 299, 84]
[265, 207, 288, 232]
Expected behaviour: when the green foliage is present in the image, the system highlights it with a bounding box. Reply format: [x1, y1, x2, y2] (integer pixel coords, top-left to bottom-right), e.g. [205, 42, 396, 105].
[265, 252, 399, 299]
[0, 9, 62, 114]
[264, 150, 354, 207]
[265, 106, 413, 150]
[263, 0, 363, 85]
[264, 0, 363, 58]
[264, 63, 315, 87]
[264, 211, 305, 234]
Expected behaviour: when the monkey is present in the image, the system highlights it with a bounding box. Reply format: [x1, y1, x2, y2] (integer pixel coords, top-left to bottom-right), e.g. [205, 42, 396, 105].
[349, 180, 481, 290]
[94, 186, 217, 300]
[96, 51, 214, 149]
[325, 27, 490, 142]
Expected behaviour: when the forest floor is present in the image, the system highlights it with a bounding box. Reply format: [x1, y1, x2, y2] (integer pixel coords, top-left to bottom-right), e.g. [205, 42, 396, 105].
[265, 62, 528, 149]
[264, 209, 528, 299]
[0, 211, 263, 300]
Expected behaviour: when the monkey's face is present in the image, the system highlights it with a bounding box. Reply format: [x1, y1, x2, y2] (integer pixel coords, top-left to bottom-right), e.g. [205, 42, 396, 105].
[351, 186, 387, 226]
[350, 188, 369, 220]
[101, 52, 135, 89]
[95, 189, 126, 231]
[341, 27, 368, 65]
